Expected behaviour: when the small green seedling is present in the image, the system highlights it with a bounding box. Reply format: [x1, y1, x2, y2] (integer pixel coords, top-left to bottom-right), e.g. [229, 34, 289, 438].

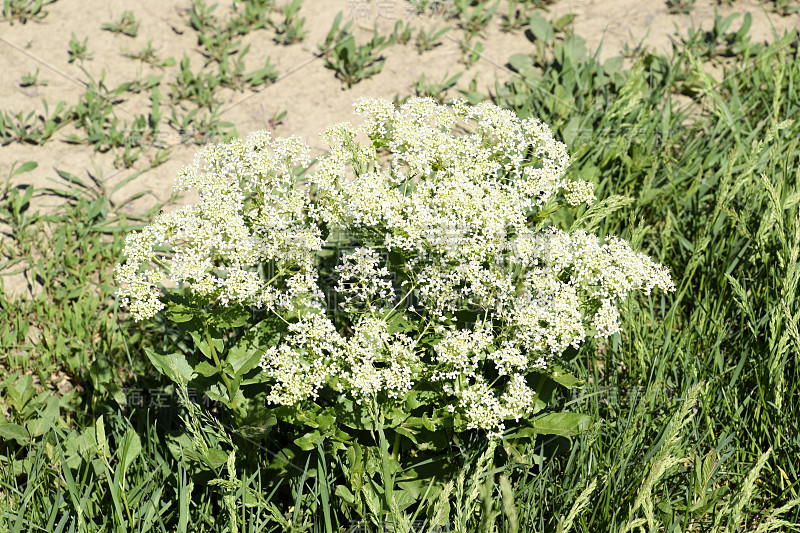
[1, 99, 70, 145]
[392, 20, 414, 45]
[500, 0, 528, 32]
[168, 107, 235, 145]
[102, 10, 140, 37]
[455, 0, 498, 40]
[196, 24, 240, 65]
[217, 44, 279, 89]
[460, 36, 484, 67]
[170, 55, 222, 109]
[68, 33, 92, 63]
[415, 25, 449, 54]
[667, 0, 697, 14]
[319, 12, 395, 88]
[230, 0, 273, 33]
[268, 109, 286, 129]
[680, 12, 760, 58]
[1, 0, 54, 23]
[188, 0, 219, 34]
[245, 56, 279, 88]
[115, 74, 162, 95]
[414, 71, 463, 103]
[20, 69, 48, 87]
[272, 0, 308, 44]
[124, 40, 176, 68]
[771, 0, 800, 15]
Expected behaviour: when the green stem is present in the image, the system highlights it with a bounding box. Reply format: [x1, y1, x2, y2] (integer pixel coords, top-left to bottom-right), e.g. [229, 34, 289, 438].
[204, 319, 239, 415]
[371, 397, 395, 513]
[391, 430, 401, 462]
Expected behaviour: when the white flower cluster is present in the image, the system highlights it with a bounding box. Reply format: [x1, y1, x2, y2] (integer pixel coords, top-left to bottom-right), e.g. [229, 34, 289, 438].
[334, 247, 395, 311]
[115, 97, 675, 437]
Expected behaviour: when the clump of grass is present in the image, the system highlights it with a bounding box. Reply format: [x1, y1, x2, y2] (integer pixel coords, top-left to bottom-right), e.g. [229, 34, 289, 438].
[0, 99, 70, 145]
[1, 0, 56, 23]
[453, 0, 498, 40]
[123, 40, 176, 68]
[319, 12, 395, 87]
[19, 68, 47, 87]
[272, 0, 307, 44]
[413, 71, 462, 102]
[415, 25, 449, 54]
[101, 10, 139, 37]
[667, 0, 697, 13]
[67, 32, 91, 63]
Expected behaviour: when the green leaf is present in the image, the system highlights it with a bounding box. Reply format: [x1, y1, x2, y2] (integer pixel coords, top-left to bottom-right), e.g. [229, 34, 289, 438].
[509, 53, 533, 73]
[527, 13, 554, 43]
[145, 347, 197, 385]
[531, 412, 593, 436]
[335, 484, 356, 504]
[10, 161, 37, 178]
[549, 365, 584, 389]
[294, 431, 324, 451]
[209, 304, 250, 328]
[194, 360, 219, 377]
[103, 382, 128, 408]
[95, 415, 108, 458]
[205, 447, 229, 469]
[0, 422, 30, 445]
[120, 428, 142, 476]
[165, 303, 198, 323]
[553, 13, 576, 33]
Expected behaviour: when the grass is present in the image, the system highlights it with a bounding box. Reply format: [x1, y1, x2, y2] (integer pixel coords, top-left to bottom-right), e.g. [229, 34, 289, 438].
[2, 1, 800, 531]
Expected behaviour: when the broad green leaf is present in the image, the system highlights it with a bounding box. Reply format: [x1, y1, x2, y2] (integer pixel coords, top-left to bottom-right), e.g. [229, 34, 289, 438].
[10, 161, 37, 178]
[95, 415, 108, 458]
[553, 13, 576, 33]
[194, 361, 219, 377]
[145, 347, 197, 385]
[527, 13, 553, 43]
[509, 53, 533, 73]
[120, 428, 142, 476]
[205, 447, 229, 469]
[335, 484, 356, 504]
[550, 365, 584, 388]
[0, 422, 30, 445]
[227, 317, 283, 376]
[209, 304, 250, 328]
[294, 431, 323, 451]
[531, 412, 592, 436]
[165, 303, 198, 323]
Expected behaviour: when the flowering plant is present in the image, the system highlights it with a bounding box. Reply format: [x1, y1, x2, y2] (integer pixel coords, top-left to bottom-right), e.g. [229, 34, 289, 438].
[116, 97, 673, 443]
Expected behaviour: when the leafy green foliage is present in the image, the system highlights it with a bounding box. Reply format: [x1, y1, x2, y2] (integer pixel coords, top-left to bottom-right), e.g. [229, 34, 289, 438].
[1, 0, 55, 23]
[101, 10, 139, 37]
[666, 0, 696, 14]
[412, 71, 462, 103]
[19, 68, 47, 87]
[319, 12, 396, 88]
[123, 40, 176, 68]
[67, 32, 91, 63]
[415, 25, 449, 54]
[272, 0, 307, 45]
